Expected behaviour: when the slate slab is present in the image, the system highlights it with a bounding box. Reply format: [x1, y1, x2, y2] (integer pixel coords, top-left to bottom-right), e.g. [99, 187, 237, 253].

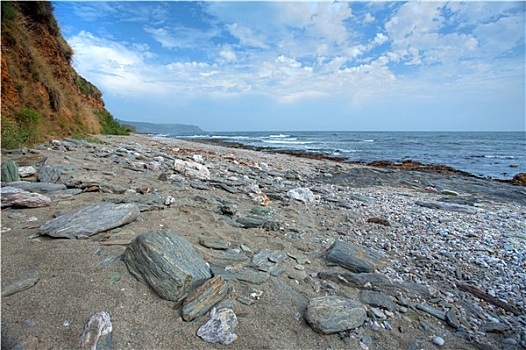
[1, 160, 20, 183]
[124, 232, 212, 302]
[197, 308, 238, 345]
[6, 181, 66, 193]
[325, 240, 388, 273]
[359, 290, 397, 311]
[39, 203, 140, 239]
[182, 276, 227, 321]
[305, 296, 366, 334]
[1, 187, 51, 208]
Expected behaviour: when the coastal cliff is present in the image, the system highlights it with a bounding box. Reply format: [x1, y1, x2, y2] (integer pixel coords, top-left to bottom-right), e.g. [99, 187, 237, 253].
[1, 1, 128, 149]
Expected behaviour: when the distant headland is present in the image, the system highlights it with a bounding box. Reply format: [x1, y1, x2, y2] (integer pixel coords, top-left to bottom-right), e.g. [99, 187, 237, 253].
[117, 120, 204, 135]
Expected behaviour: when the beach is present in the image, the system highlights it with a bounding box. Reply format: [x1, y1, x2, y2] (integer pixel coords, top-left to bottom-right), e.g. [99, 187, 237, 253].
[1, 133, 525, 350]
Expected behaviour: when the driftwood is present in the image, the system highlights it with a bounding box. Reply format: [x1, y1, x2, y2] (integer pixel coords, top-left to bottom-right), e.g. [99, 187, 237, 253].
[458, 283, 522, 316]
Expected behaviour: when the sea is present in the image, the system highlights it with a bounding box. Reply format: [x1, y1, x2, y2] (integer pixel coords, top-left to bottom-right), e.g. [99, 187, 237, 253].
[166, 131, 525, 180]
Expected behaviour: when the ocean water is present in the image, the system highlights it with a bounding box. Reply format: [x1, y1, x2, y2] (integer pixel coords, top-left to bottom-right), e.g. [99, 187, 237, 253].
[171, 131, 525, 180]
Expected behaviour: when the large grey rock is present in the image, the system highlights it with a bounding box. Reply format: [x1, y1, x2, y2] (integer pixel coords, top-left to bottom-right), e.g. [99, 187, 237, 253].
[38, 165, 75, 183]
[325, 240, 388, 273]
[305, 296, 366, 334]
[39, 203, 140, 239]
[1, 160, 20, 183]
[197, 308, 238, 345]
[124, 232, 212, 302]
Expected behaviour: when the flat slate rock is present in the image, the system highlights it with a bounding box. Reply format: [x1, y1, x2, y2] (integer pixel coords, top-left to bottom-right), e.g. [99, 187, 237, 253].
[124, 232, 212, 302]
[325, 240, 388, 273]
[1, 187, 51, 208]
[182, 276, 227, 321]
[359, 290, 397, 311]
[6, 181, 67, 193]
[1, 160, 20, 183]
[39, 203, 140, 239]
[415, 200, 479, 214]
[305, 296, 366, 334]
[211, 266, 269, 285]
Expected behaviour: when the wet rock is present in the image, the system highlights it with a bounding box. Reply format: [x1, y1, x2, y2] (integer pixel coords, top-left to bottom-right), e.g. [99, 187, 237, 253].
[305, 296, 366, 334]
[39, 203, 140, 239]
[79, 311, 113, 350]
[1, 269, 39, 297]
[124, 232, 211, 302]
[359, 290, 397, 311]
[325, 240, 388, 273]
[1, 160, 20, 182]
[182, 276, 228, 321]
[1, 187, 51, 208]
[197, 308, 238, 345]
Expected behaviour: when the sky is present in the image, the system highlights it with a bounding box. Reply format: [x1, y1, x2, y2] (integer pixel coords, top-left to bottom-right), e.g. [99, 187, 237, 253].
[53, 1, 525, 132]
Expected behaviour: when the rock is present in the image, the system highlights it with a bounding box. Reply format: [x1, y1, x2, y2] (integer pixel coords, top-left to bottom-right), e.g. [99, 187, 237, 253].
[173, 159, 210, 180]
[366, 217, 391, 226]
[251, 193, 270, 206]
[39, 203, 140, 239]
[197, 308, 238, 345]
[220, 203, 238, 216]
[510, 172, 526, 186]
[305, 296, 366, 334]
[432, 336, 444, 346]
[446, 307, 461, 329]
[416, 304, 446, 321]
[79, 311, 113, 350]
[1, 269, 39, 297]
[1, 160, 20, 182]
[325, 240, 388, 273]
[182, 276, 228, 321]
[415, 200, 478, 214]
[287, 187, 316, 203]
[5, 181, 66, 193]
[38, 165, 75, 183]
[359, 290, 397, 311]
[251, 249, 287, 273]
[18, 166, 37, 178]
[480, 322, 511, 333]
[124, 232, 212, 302]
[1, 187, 51, 208]
[210, 266, 269, 285]
[199, 237, 229, 250]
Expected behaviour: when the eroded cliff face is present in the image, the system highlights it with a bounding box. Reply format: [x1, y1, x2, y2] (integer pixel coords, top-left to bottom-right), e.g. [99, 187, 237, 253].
[1, 1, 121, 148]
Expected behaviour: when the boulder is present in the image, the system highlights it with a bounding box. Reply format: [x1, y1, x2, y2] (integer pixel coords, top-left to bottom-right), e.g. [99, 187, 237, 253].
[287, 187, 316, 203]
[124, 232, 212, 302]
[173, 159, 210, 180]
[325, 240, 388, 273]
[305, 296, 366, 334]
[1, 160, 20, 183]
[39, 203, 139, 239]
[1, 187, 51, 208]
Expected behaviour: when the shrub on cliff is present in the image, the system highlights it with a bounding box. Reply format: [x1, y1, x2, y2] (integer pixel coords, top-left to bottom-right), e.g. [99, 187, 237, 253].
[96, 110, 130, 136]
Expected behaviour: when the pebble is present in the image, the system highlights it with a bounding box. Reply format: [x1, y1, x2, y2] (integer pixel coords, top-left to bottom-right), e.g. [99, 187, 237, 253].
[432, 336, 445, 346]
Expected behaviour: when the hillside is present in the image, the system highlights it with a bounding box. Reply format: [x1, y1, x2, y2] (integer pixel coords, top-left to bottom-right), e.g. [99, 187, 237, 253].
[1, 1, 129, 149]
[117, 120, 204, 135]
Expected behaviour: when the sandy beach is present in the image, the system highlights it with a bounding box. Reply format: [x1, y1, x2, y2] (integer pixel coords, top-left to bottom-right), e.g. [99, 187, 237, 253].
[1, 134, 525, 350]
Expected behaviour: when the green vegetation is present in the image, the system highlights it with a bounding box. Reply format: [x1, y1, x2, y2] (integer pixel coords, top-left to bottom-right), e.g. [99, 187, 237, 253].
[70, 134, 105, 144]
[1, 108, 42, 148]
[75, 75, 102, 98]
[1, 1, 16, 23]
[96, 110, 131, 135]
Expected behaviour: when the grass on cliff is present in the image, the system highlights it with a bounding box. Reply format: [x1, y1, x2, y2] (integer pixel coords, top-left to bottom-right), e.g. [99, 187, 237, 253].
[1, 108, 42, 149]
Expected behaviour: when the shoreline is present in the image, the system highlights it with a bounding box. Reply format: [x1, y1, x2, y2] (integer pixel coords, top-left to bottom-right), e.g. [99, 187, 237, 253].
[1, 133, 525, 349]
[176, 136, 525, 184]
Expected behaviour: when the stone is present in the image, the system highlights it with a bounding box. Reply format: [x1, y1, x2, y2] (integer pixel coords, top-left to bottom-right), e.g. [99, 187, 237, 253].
[124, 232, 212, 302]
[359, 290, 397, 311]
[210, 266, 269, 285]
[197, 308, 238, 345]
[1, 160, 20, 182]
[173, 159, 210, 180]
[39, 203, 140, 239]
[1, 187, 51, 208]
[79, 311, 113, 350]
[182, 276, 228, 321]
[325, 241, 388, 273]
[415, 200, 478, 214]
[480, 322, 511, 333]
[305, 296, 366, 334]
[287, 187, 316, 203]
[251, 249, 287, 273]
[416, 304, 446, 321]
[38, 165, 75, 183]
[1, 269, 39, 297]
[366, 217, 391, 226]
[18, 166, 37, 178]
[432, 336, 444, 346]
[5, 181, 67, 193]
[199, 237, 229, 250]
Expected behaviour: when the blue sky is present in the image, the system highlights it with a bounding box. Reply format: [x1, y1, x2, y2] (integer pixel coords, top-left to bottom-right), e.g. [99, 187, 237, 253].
[54, 1, 525, 132]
